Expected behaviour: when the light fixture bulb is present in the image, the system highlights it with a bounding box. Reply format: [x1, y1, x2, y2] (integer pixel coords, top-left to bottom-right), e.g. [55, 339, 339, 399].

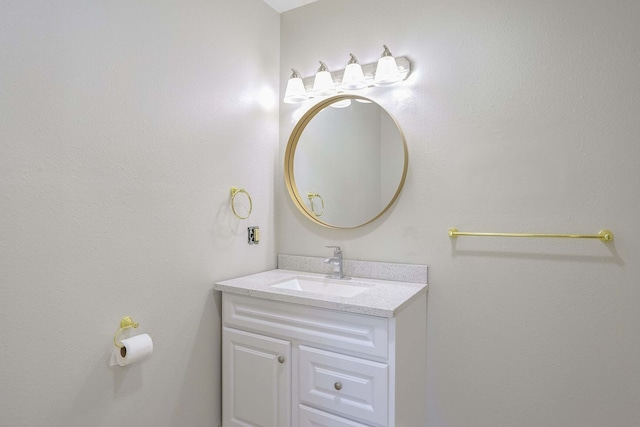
[374, 45, 402, 86]
[341, 54, 367, 91]
[312, 61, 336, 96]
[283, 68, 308, 104]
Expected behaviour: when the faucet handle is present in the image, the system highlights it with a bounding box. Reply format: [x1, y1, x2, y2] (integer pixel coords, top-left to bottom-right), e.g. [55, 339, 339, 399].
[325, 245, 342, 255]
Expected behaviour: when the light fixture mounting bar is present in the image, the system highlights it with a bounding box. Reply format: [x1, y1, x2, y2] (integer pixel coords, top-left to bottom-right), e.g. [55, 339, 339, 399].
[300, 56, 411, 91]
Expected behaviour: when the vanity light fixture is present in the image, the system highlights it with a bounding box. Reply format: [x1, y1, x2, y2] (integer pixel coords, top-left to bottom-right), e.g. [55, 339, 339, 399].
[341, 54, 367, 91]
[312, 61, 337, 96]
[283, 45, 411, 104]
[373, 45, 402, 86]
[284, 68, 308, 104]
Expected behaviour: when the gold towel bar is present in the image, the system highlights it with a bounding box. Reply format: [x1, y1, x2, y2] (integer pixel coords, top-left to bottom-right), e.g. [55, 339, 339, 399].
[448, 228, 614, 242]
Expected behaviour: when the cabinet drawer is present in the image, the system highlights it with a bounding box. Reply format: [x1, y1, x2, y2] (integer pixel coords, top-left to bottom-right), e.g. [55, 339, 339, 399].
[223, 293, 388, 359]
[299, 404, 373, 427]
[298, 345, 388, 426]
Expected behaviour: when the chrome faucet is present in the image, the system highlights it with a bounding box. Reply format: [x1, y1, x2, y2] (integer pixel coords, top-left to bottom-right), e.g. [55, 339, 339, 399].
[324, 245, 346, 279]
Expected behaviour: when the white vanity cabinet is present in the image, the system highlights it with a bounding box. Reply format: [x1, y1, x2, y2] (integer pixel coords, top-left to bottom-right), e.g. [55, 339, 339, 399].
[221, 291, 427, 427]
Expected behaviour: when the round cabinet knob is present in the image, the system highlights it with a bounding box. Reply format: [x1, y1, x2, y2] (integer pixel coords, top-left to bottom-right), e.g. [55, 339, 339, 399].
[334, 382, 342, 391]
[277, 356, 285, 364]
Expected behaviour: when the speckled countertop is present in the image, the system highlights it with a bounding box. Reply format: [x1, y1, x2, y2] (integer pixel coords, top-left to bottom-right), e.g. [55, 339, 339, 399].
[213, 268, 428, 317]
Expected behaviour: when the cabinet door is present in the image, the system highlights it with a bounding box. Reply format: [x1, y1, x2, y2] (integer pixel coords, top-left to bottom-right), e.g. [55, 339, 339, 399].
[223, 327, 291, 427]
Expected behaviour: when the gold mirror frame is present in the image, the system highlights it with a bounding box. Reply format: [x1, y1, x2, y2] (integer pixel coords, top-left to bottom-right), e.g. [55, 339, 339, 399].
[284, 94, 408, 229]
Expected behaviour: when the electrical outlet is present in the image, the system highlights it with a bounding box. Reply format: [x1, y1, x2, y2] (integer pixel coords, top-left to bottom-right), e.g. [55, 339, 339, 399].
[247, 226, 260, 245]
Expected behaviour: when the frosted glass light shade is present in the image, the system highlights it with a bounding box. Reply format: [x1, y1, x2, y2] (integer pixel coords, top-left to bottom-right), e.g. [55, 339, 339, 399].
[374, 56, 402, 86]
[312, 61, 336, 96]
[313, 71, 336, 96]
[374, 45, 402, 86]
[341, 54, 367, 90]
[329, 99, 352, 108]
[284, 77, 307, 104]
[284, 68, 308, 104]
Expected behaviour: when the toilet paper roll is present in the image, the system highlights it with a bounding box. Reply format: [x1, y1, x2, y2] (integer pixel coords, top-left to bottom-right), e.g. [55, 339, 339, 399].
[116, 334, 153, 366]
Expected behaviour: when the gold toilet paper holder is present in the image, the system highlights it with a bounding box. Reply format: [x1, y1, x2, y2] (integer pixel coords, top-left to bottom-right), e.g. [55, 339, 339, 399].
[114, 316, 139, 348]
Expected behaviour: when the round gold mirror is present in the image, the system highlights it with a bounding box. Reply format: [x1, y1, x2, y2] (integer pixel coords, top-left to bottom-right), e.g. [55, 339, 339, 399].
[284, 95, 408, 229]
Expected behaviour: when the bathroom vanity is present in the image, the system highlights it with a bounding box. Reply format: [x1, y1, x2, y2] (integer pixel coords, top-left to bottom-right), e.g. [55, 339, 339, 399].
[214, 268, 427, 427]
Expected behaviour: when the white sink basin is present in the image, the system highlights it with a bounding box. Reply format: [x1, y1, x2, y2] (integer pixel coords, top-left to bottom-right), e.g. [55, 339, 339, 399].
[268, 275, 373, 298]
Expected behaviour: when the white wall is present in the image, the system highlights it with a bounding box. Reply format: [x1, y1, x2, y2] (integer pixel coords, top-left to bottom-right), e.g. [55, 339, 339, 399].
[278, 1, 640, 426]
[0, 1, 279, 426]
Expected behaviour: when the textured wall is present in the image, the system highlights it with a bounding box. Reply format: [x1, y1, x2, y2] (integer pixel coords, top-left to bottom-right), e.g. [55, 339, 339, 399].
[278, 1, 640, 426]
[0, 1, 279, 425]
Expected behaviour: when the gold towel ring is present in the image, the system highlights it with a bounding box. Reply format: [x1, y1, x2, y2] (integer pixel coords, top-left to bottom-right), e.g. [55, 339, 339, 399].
[114, 316, 139, 348]
[307, 192, 324, 217]
[230, 186, 252, 220]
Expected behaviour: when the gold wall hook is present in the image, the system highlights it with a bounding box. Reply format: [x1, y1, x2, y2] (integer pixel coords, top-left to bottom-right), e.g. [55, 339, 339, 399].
[230, 186, 252, 220]
[114, 316, 139, 348]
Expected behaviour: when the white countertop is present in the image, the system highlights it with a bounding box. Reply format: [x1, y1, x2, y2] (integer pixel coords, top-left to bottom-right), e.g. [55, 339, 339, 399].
[213, 269, 428, 317]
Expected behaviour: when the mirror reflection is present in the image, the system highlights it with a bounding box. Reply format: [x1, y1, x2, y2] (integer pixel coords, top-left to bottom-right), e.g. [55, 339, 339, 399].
[285, 95, 407, 228]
